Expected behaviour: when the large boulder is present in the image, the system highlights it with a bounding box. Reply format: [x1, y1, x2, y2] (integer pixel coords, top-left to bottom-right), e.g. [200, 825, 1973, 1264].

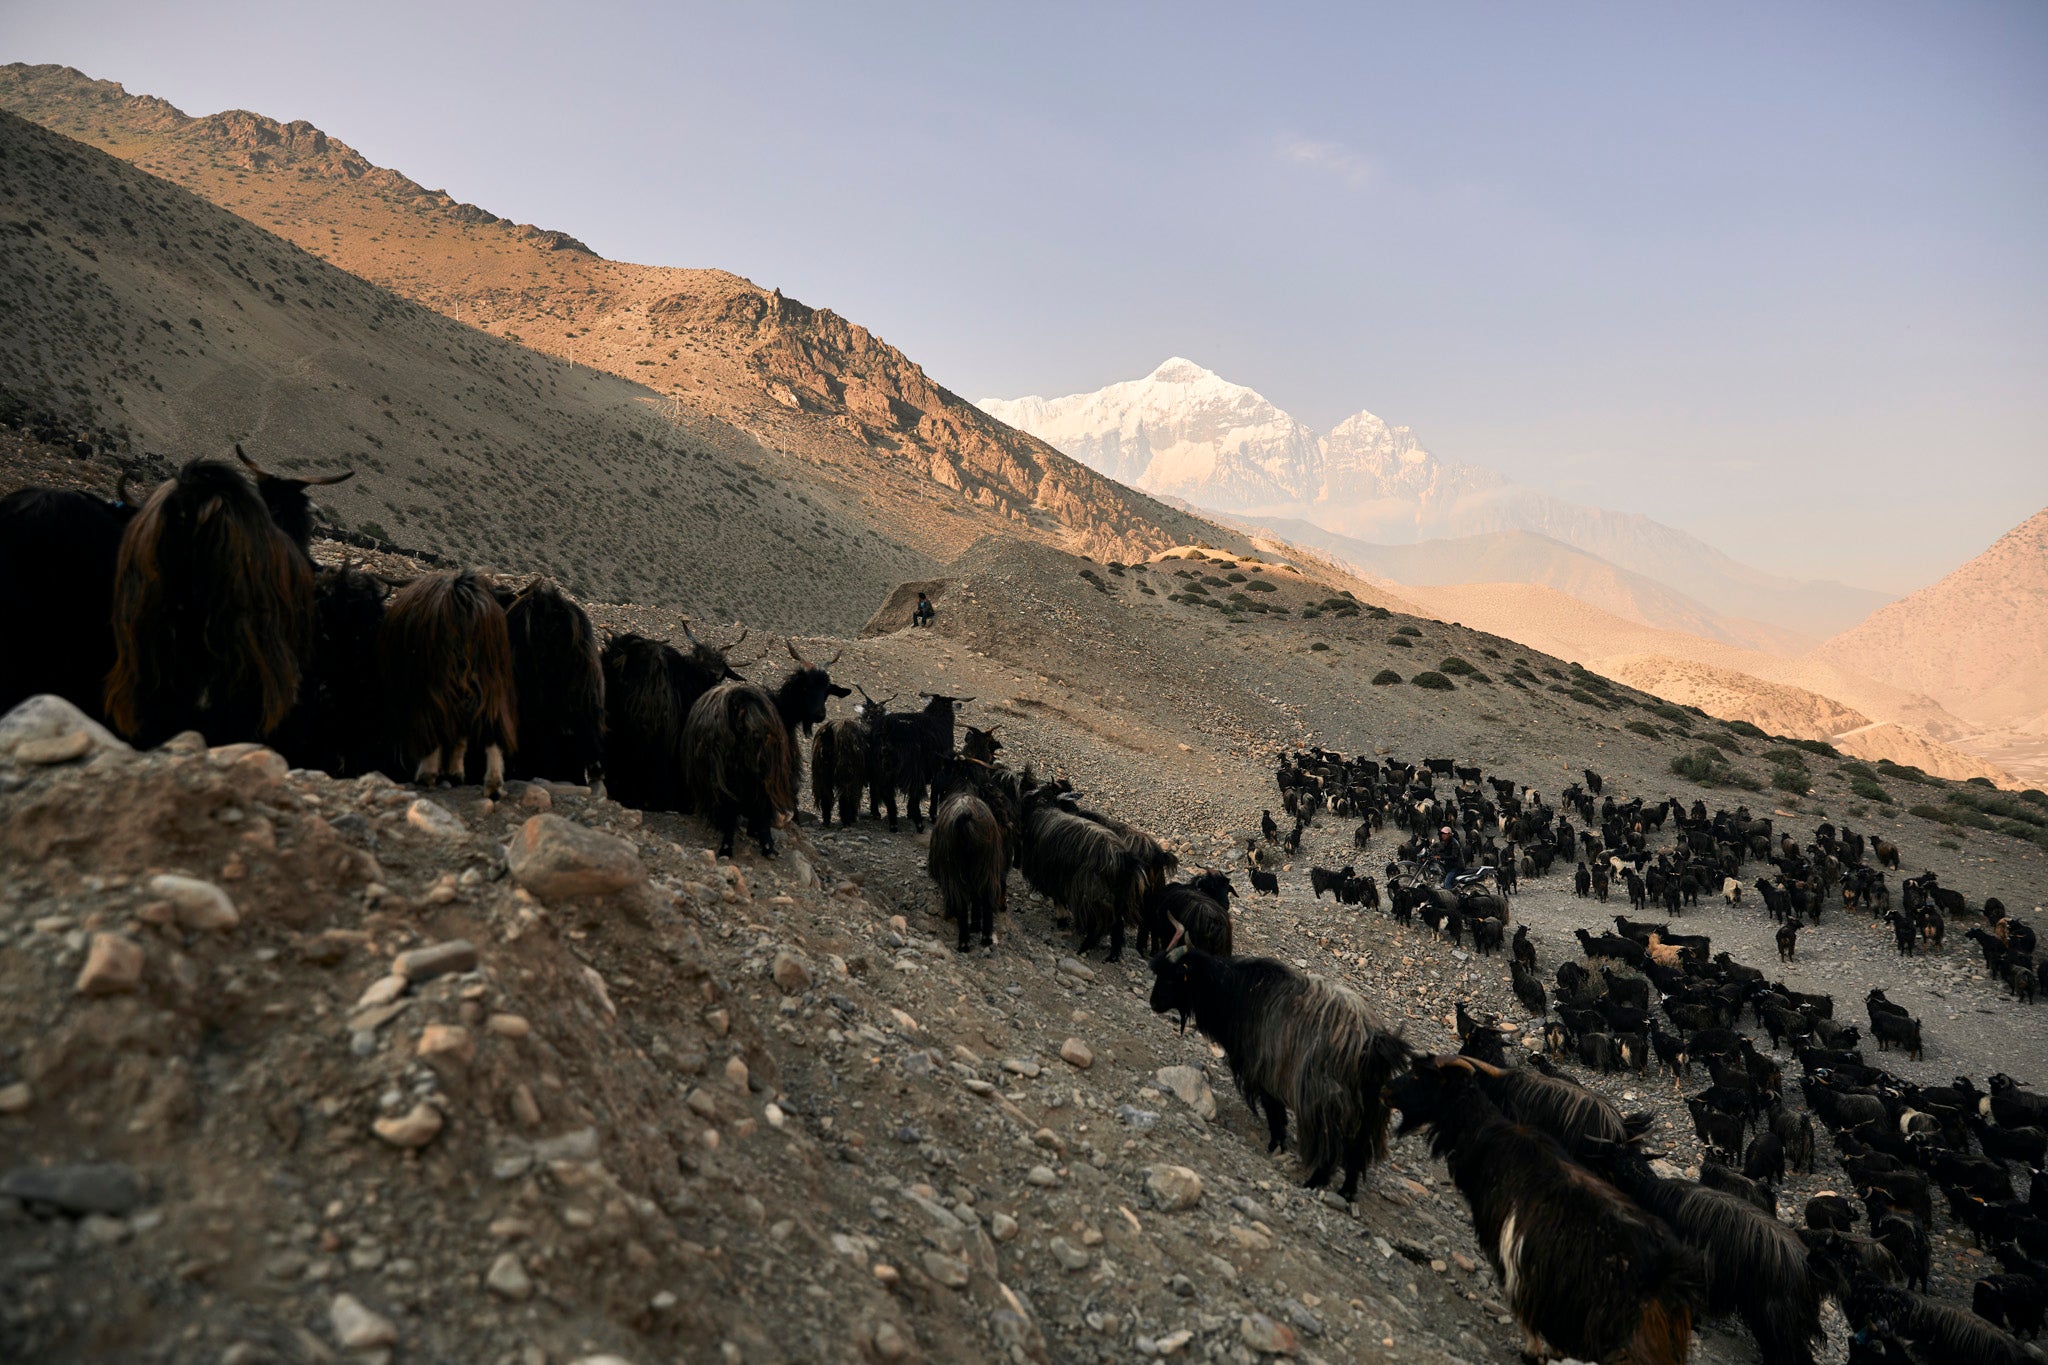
[507, 815, 645, 901]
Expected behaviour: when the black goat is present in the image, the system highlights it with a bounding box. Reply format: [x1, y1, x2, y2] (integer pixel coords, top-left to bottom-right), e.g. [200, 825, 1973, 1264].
[232, 444, 353, 557]
[810, 712, 869, 825]
[106, 460, 312, 747]
[0, 477, 137, 722]
[875, 693, 966, 831]
[929, 761, 1012, 951]
[380, 570, 518, 797]
[498, 579, 604, 786]
[1019, 780, 1144, 960]
[1150, 947, 1407, 1200]
[1599, 1146, 1825, 1365]
[682, 677, 796, 858]
[1393, 1067, 1702, 1365]
[599, 626, 741, 811]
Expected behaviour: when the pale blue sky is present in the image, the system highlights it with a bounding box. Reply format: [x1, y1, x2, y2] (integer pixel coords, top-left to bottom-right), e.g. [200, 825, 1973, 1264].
[5, 2, 2044, 591]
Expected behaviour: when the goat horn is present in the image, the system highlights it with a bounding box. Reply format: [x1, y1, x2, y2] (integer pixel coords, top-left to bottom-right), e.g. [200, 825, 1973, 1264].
[786, 639, 807, 665]
[678, 618, 704, 646]
[300, 468, 355, 487]
[113, 473, 131, 505]
[824, 647, 843, 667]
[232, 443, 274, 479]
[726, 624, 750, 650]
[1165, 912, 1186, 954]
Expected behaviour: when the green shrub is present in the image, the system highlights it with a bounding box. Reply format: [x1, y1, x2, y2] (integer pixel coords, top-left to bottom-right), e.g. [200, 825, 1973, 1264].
[1785, 738, 1841, 759]
[1698, 732, 1743, 753]
[1671, 747, 1762, 791]
[1626, 720, 1662, 739]
[1566, 689, 1609, 709]
[1245, 579, 1277, 592]
[1411, 671, 1455, 691]
[1438, 656, 1479, 676]
[1967, 776, 1996, 787]
[1848, 776, 1893, 804]
[1310, 642, 1330, 652]
[1725, 720, 1768, 739]
[1907, 804, 1951, 824]
[1763, 748, 1810, 768]
[1396, 624, 1423, 637]
[1771, 767, 1809, 795]
[1371, 669, 1402, 686]
[1875, 759, 1932, 785]
[1389, 636, 1413, 648]
[1300, 607, 1321, 619]
[1226, 571, 1247, 583]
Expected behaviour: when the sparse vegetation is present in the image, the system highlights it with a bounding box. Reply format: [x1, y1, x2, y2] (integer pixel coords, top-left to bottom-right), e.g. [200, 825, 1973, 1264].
[1395, 625, 1422, 637]
[1625, 720, 1662, 739]
[1670, 746, 1763, 790]
[1411, 671, 1454, 691]
[1309, 642, 1330, 652]
[1371, 668, 1402, 685]
[1437, 656, 1478, 676]
[1388, 635, 1413, 648]
[1724, 720, 1769, 739]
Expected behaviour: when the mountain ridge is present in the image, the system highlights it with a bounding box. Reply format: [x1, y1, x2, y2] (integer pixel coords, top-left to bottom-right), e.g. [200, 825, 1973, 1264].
[981, 357, 1890, 638]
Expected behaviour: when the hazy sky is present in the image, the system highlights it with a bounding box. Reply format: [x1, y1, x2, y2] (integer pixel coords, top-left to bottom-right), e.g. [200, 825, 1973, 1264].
[6, 2, 2045, 591]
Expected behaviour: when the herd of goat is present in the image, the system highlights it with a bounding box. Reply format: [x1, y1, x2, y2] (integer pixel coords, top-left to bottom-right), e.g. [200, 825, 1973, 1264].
[1174, 745, 2047, 1364]
[4, 455, 2047, 1363]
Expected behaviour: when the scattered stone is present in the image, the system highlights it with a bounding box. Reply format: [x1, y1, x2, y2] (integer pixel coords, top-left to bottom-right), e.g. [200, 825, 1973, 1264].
[1116, 1105, 1159, 1130]
[1154, 1065, 1217, 1121]
[393, 940, 477, 983]
[1153, 1329, 1194, 1356]
[405, 798, 466, 838]
[372, 1103, 444, 1149]
[487, 1012, 530, 1039]
[1240, 1312, 1300, 1356]
[511, 1083, 542, 1129]
[328, 1294, 397, 1351]
[921, 1250, 970, 1287]
[0, 1081, 28, 1114]
[763, 1102, 785, 1130]
[486, 1252, 534, 1300]
[1024, 1165, 1058, 1188]
[1048, 1237, 1091, 1271]
[0, 1162, 145, 1215]
[1056, 957, 1097, 982]
[416, 1024, 476, 1066]
[990, 1212, 1019, 1242]
[15, 730, 93, 765]
[144, 873, 240, 931]
[75, 933, 144, 995]
[518, 784, 552, 812]
[1001, 1058, 1040, 1078]
[771, 951, 812, 994]
[507, 814, 644, 900]
[355, 975, 407, 1010]
[530, 1128, 599, 1162]
[871, 1320, 910, 1360]
[1059, 1038, 1094, 1069]
[724, 1055, 750, 1093]
[1145, 1166, 1203, 1211]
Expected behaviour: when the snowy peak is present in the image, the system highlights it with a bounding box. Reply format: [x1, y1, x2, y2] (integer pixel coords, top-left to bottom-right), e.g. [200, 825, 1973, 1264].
[978, 359, 1892, 639]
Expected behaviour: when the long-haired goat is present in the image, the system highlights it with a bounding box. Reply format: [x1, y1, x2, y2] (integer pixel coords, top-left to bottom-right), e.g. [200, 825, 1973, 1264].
[379, 570, 517, 797]
[598, 625, 741, 811]
[772, 640, 849, 802]
[275, 562, 388, 777]
[1847, 1281, 2034, 1365]
[231, 444, 352, 558]
[498, 579, 604, 786]
[0, 477, 137, 722]
[106, 460, 312, 746]
[874, 693, 967, 831]
[1598, 1145, 1826, 1365]
[1392, 1066, 1703, 1365]
[1412, 1054, 1649, 1158]
[682, 679, 795, 857]
[810, 710, 871, 825]
[1018, 779, 1144, 960]
[1149, 946, 1408, 1199]
[1146, 873, 1234, 958]
[928, 760, 1015, 951]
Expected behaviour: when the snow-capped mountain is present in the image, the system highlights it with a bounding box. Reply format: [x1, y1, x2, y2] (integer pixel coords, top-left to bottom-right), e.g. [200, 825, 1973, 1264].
[979, 358, 1891, 639]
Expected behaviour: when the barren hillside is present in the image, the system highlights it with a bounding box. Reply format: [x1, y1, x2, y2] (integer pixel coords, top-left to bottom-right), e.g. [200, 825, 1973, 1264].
[1812, 507, 2048, 731]
[0, 64, 1222, 577]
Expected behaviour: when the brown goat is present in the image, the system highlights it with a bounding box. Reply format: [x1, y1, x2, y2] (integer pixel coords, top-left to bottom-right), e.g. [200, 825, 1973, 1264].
[106, 459, 312, 746]
[379, 570, 517, 796]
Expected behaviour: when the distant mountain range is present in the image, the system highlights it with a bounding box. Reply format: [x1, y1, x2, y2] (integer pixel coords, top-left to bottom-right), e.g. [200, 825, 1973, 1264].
[981, 358, 1890, 640]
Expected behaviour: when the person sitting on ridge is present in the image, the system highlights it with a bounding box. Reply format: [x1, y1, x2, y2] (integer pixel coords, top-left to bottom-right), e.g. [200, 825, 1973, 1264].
[912, 591, 935, 628]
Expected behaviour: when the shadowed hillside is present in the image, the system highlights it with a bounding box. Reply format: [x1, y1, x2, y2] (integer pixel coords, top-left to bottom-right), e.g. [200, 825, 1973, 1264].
[0, 63, 1226, 576]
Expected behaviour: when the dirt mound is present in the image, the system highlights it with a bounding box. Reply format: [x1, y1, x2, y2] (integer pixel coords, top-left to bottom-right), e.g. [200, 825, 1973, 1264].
[1830, 721, 2018, 788]
[1600, 654, 1870, 741]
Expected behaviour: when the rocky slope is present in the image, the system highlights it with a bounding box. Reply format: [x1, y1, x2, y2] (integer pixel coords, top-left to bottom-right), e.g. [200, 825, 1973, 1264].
[0, 64, 1219, 581]
[979, 358, 1889, 638]
[1812, 508, 2048, 732]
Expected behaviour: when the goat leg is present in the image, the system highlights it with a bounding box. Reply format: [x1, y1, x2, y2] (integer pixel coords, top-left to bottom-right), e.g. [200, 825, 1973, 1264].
[482, 744, 505, 799]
